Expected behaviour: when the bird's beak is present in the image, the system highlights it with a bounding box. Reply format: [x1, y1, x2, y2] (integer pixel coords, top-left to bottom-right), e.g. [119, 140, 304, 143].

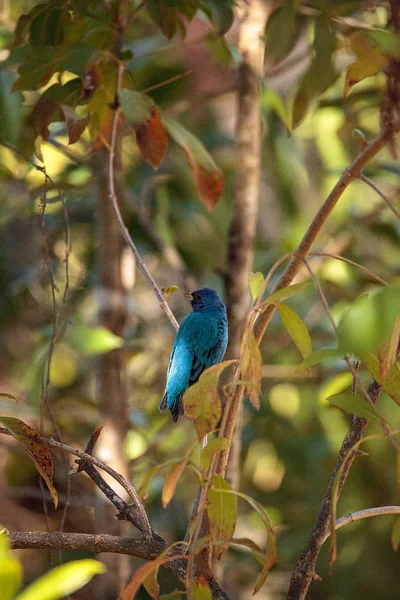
[184, 292, 193, 301]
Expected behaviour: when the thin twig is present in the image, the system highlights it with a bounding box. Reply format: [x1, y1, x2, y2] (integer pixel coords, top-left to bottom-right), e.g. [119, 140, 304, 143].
[322, 506, 400, 544]
[107, 61, 179, 331]
[359, 173, 400, 221]
[308, 252, 389, 286]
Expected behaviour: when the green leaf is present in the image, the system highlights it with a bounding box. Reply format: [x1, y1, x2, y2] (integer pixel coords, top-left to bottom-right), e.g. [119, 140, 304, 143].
[344, 31, 390, 98]
[0, 417, 58, 508]
[296, 348, 340, 372]
[327, 393, 383, 423]
[204, 0, 235, 35]
[261, 281, 310, 307]
[16, 560, 105, 600]
[248, 272, 264, 303]
[207, 475, 237, 559]
[13, 46, 67, 91]
[201, 437, 229, 471]
[163, 117, 223, 211]
[292, 15, 338, 128]
[223, 490, 276, 592]
[265, 0, 298, 62]
[278, 304, 312, 359]
[119, 90, 154, 126]
[186, 575, 212, 600]
[337, 285, 400, 356]
[205, 33, 234, 65]
[240, 332, 262, 409]
[0, 530, 23, 600]
[66, 324, 124, 355]
[363, 352, 400, 406]
[184, 373, 221, 439]
[143, 567, 160, 600]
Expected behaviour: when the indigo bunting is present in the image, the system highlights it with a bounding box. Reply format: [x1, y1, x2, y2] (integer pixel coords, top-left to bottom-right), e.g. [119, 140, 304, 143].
[159, 288, 228, 422]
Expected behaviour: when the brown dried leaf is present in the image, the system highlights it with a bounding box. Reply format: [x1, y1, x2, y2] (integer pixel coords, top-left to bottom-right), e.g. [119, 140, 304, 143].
[0, 416, 58, 508]
[61, 104, 89, 145]
[135, 107, 168, 169]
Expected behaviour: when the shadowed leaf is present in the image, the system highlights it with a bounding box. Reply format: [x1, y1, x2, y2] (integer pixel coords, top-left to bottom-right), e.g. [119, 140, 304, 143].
[207, 475, 236, 559]
[0, 417, 58, 509]
[344, 31, 389, 99]
[61, 105, 88, 145]
[327, 392, 383, 422]
[362, 352, 400, 405]
[391, 517, 400, 552]
[278, 304, 312, 359]
[162, 439, 199, 508]
[164, 118, 223, 210]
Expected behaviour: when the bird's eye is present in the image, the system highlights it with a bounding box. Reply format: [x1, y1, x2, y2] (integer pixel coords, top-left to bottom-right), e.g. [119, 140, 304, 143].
[195, 294, 201, 301]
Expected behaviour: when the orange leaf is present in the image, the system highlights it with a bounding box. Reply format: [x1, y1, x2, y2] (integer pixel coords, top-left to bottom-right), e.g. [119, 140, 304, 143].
[0, 416, 58, 508]
[135, 107, 168, 169]
[164, 118, 223, 211]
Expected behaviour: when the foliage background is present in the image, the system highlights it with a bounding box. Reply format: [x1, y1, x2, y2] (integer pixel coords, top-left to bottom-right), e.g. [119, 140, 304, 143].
[0, 1, 399, 599]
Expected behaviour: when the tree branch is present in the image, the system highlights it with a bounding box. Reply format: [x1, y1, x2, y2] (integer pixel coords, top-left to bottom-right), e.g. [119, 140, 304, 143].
[108, 61, 179, 331]
[7, 531, 231, 599]
[322, 506, 400, 544]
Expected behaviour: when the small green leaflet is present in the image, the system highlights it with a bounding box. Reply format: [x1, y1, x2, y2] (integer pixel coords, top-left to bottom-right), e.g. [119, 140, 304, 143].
[278, 304, 312, 358]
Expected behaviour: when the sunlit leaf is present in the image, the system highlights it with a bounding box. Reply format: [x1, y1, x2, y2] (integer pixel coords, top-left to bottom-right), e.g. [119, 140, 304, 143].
[261, 282, 311, 308]
[67, 324, 124, 355]
[161, 285, 179, 300]
[207, 475, 236, 559]
[0, 529, 22, 600]
[186, 575, 212, 600]
[138, 458, 182, 501]
[240, 332, 262, 409]
[201, 437, 229, 471]
[15, 560, 105, 600]
[296, 348, 340, 372]
[0, 417, 58, 508]
[344, 31, 390, 99]
[248, 272, 264, 303]
[278, 304, 312, 359]
[164, 118, 223, 210]
[327, 393, 382, 423]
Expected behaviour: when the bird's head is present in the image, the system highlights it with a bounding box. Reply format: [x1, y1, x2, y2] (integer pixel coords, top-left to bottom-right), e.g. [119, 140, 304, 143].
[184, 288, 226, 313]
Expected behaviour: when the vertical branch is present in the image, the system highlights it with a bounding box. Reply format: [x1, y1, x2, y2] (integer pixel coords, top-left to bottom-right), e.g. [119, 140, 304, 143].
[224, 0, 272, 489]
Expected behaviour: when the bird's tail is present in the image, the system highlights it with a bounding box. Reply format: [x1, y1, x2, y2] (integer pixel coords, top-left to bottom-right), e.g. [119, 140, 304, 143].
[159, 392, 183, 423]
[159, 393, 168, 412]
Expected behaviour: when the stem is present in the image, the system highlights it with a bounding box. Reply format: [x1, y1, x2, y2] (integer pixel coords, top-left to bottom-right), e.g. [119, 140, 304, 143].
[322, 506, 400, 544]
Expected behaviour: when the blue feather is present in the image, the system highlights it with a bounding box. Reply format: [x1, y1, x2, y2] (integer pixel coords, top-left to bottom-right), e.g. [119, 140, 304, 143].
[159, 288, 228, 423]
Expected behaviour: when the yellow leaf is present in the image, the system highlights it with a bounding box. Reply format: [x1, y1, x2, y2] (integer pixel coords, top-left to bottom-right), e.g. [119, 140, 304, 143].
[278, 304, 312, 359]
[184, 374, 221, 440]
[240, 332, 262, 410]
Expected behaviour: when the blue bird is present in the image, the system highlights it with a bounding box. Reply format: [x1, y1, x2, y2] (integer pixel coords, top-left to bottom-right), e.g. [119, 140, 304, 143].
[159, 288, 228, 422]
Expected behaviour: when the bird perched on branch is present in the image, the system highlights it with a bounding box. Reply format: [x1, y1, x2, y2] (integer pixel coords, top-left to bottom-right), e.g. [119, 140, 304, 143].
[159, 287, 228, 422]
